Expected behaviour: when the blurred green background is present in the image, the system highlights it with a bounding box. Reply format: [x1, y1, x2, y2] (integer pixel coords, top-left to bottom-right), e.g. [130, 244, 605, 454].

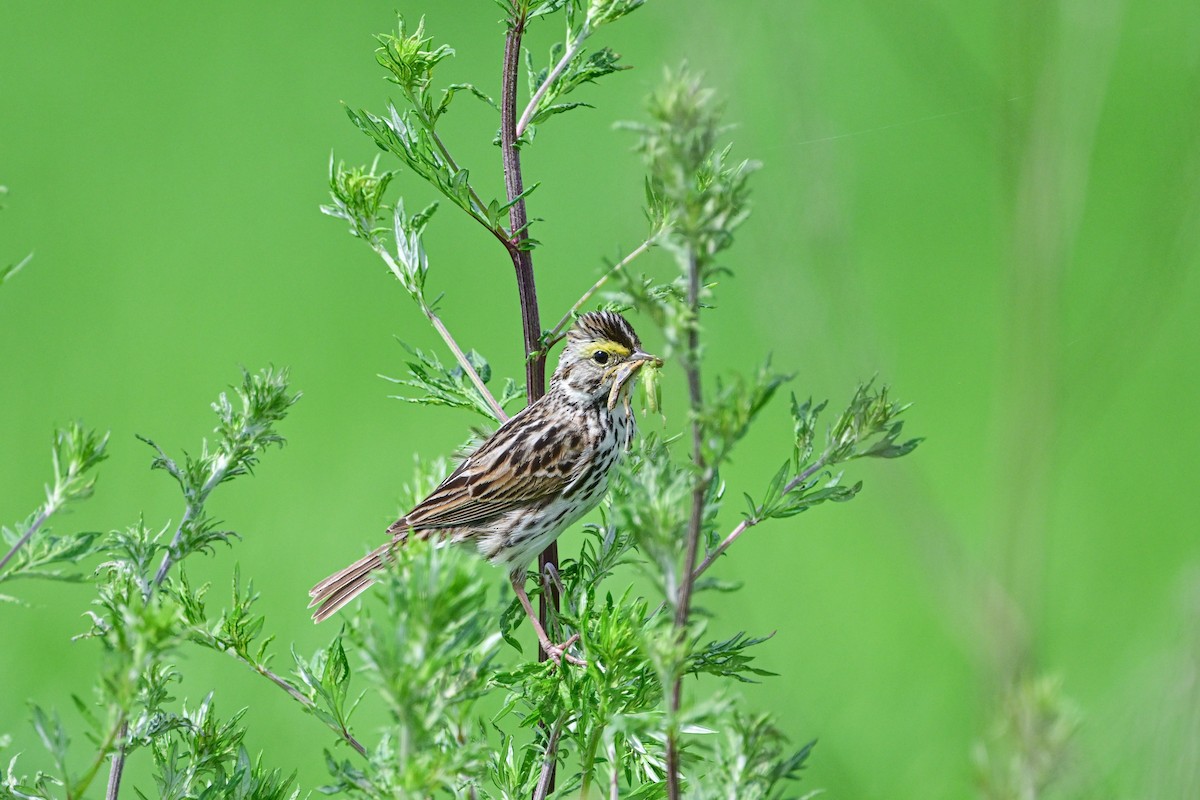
[3, 0, 1198, 796]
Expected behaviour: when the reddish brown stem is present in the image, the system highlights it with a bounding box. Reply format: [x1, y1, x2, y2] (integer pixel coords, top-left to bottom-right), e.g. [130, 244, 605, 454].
[500, 13, 548, 403]
[500, 12, 561, 798]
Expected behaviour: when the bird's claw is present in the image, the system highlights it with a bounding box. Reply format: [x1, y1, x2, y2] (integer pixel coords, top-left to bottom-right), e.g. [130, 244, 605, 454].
[543, 633, 586, 667]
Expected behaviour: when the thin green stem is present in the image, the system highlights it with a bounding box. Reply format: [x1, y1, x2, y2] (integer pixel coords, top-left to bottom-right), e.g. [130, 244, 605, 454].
[215, 645, 368, 757]
[688, 451, 832, 583]
[666, 246, 707, 800]
[373, 243, 508, 422]
[0, 508, 50, 574]
[544, 234, 659, 348]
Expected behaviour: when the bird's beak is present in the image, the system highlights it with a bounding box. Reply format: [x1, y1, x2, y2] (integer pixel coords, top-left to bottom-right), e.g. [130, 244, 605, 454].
[606, 349, 664, 410]
[629, 350, 664, 369]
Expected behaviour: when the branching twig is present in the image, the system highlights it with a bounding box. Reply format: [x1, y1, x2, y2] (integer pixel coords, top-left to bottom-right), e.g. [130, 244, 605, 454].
[107, 469, 215, 798]
[229, 650, 368, 757]
[151, 488, 210, 592]
[515, 31, 587, 139]
[543, 234, 659, 348]
[688, 456, 831, 584]
[2, 427, 107, 577]
[405, 98, 493, 224]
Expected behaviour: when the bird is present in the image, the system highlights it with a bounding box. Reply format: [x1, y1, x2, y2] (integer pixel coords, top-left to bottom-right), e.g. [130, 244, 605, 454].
[308, 310, 662, 664]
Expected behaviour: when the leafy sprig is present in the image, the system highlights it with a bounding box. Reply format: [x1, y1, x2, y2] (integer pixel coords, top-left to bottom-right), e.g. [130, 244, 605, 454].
[0, 423, 109, 588]
[175, 570, 367, 757]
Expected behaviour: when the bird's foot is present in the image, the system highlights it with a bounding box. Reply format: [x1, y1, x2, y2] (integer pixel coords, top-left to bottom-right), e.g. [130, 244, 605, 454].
[542, 633, 586, 667]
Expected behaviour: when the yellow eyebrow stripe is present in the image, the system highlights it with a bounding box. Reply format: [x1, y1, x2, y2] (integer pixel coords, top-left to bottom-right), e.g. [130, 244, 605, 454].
[582, 342, 632, 359]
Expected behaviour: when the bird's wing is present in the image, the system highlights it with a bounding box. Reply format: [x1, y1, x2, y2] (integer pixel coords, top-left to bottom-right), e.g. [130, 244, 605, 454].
[390, 405, 593, 532]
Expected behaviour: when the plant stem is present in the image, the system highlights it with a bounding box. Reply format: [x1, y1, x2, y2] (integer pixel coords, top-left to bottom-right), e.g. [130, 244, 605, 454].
[666, 247, 708, 800]
[500, 5, 557, 653]
[404, 89, 493, 222]
[688, 453, 831, 583]
[0, 508, 50, 574]
[104, 728, 127, 800]
[372, 244, 508, 422]
[500, 12, 548, 403]
[531, 718, 563, 800]
[70, 711, 125, 800]
[104, 456, 233, 797]
[423, 303, 510, 422]
[152, 505, 197, 592]
[500, 10, 559, 797]
[578, 727, 603, 800]
[544, 234, 659, 348]
[238, 654, 368, 757]
[515, 29, 587, 139]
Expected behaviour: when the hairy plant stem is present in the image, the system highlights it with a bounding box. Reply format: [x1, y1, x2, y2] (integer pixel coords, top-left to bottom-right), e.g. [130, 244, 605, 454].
[666, 247, 708, 800]
[104, 731, 127, 800]
[373, 243, 508, 421]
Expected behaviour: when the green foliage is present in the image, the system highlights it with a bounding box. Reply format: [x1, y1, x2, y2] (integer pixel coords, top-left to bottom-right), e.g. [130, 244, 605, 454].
[2, 6, 919, 800]
[320, 156, 396, 245]
[752, 381, 921, 523]
[136, 368, 297, 580]
[973, 675, 1081, 800]
[518, 0, 645, 138]
[700, 359, 792, 465]
[383, 340, 523, 420]
[0, 423, 108, 591]
[0, 369, 298, 800]
[325, 543, 500, 798]
[628, 67, 758, 267]
[691, 714, 814, 800]
[132, 695, 301, 800]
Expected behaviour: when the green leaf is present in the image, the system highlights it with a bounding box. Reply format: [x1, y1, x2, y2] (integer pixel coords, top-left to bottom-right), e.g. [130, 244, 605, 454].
[373, 17, 454, 95]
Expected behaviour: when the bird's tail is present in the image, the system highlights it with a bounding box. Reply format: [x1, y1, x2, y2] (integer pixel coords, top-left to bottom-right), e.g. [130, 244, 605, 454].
[308, 542, 394, 622]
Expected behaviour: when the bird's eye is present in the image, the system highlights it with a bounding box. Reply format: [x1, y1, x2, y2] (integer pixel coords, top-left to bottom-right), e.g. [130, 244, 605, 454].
[592, 350, 610, 365]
